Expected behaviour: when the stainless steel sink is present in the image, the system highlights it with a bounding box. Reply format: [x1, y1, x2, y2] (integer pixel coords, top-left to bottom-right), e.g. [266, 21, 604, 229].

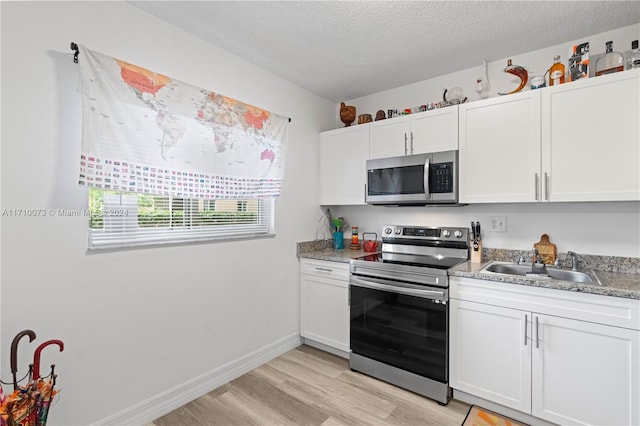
[481, 261, 597, 284]
[545, 269, 594, 283]
[484, 263, 532, 276]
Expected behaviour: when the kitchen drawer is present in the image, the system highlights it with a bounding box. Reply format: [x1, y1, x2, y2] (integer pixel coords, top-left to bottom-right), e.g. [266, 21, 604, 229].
[300, 258, 349, 282]
[451, 276, 640, 330]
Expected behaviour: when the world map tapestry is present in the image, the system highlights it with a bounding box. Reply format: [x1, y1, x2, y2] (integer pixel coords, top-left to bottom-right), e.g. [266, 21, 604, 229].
[78, 45, 289, 199]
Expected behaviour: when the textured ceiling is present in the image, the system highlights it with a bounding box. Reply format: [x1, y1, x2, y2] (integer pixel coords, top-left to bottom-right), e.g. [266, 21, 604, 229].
[130, 1, 640, 102]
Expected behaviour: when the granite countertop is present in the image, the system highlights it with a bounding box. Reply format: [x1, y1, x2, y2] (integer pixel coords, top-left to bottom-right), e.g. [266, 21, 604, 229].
[299, 248, 378, 263]
[297, 240, 640, 300]
[449, 260, 640, 300]
[297, 239, 380, 263]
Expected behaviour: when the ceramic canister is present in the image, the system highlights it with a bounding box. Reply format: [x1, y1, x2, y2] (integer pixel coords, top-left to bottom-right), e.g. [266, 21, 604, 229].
[531, 75, 545, 89]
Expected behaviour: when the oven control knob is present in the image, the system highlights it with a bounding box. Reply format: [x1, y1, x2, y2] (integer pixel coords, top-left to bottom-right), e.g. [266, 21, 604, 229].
[454, 230, 463, 238]
[394, 228, 402, 235]
[384, 227, 392, 235]
[442, 229, 451, 237]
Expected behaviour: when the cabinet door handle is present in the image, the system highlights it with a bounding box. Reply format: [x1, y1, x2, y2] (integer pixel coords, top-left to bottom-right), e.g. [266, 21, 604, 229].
[315, 267, 333, 273]
[404, 133, 408, 155]
[524, 314, 528, 346]
[535, 316, 540, 348]
[410, 131, 414, 154]
[534, 173, 539, 201]
[544, 172, 549, 201]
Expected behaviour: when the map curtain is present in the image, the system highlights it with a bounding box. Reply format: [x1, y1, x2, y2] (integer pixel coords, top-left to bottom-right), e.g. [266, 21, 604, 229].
[77, 45, 289, 199]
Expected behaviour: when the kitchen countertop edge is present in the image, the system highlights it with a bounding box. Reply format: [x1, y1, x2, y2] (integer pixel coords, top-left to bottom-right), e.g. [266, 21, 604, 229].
[298, 247, 380, 263]
[298, 247, 640, 300]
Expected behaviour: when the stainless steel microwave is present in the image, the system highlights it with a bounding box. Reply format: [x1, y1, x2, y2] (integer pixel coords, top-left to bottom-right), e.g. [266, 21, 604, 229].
[366, 150, 459, 205]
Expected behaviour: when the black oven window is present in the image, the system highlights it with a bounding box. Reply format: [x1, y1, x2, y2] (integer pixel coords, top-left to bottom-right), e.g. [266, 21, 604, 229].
[350, 286, 448, 383]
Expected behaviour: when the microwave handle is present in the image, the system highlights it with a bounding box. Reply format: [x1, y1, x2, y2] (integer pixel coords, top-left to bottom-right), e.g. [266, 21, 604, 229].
[423, 155, 431, 199]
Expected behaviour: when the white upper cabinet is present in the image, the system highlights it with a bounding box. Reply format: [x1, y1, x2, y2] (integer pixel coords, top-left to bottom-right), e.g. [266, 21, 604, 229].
[319, 125, 369, 205]
[460, 69, 640, 204]
[541, 69, 640, 202]
[369, 115, 411, 159]
[369, 107, 458, 159]
[411, 107, 459, 153]
[459, 91, 541, 203]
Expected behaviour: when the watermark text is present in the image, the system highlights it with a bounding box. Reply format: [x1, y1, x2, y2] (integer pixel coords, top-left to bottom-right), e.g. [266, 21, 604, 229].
[1, 208, 129, 217]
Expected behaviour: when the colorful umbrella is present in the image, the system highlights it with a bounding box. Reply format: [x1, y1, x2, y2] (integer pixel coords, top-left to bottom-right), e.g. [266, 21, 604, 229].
[1, 331, 63, 426]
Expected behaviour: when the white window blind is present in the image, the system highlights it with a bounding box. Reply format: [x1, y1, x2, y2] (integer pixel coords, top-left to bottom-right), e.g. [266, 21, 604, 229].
[88, 189, 274, 250]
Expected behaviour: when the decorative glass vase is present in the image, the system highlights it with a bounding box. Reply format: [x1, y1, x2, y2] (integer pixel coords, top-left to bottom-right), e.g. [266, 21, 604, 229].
[333, 231, 344, 249]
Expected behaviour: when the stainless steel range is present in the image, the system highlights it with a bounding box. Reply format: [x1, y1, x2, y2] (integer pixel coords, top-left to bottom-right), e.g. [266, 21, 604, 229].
[349, 225, 469, 405]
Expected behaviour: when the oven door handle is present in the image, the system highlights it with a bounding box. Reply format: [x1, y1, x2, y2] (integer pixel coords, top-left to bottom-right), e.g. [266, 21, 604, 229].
[350, 276, 446, 300]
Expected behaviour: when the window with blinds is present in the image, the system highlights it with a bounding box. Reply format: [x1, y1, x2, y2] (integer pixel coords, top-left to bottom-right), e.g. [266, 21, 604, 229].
[88, 189, 274, 250]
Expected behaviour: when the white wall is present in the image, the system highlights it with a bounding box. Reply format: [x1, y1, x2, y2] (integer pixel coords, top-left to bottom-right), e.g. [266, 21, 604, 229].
[0, 2, 334, 424]
[329, 202, 640, 258]
[327, 23, 640, 259]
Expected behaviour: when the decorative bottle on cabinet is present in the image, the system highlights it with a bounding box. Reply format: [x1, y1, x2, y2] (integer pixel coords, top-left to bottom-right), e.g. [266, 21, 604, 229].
[548, 55, 565, 86]
[595, 41, 624, 76]
[628, 40, 640, 69]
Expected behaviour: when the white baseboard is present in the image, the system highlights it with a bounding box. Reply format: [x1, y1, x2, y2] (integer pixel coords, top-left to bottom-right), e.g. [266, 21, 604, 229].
[93, 333, 302, 426]
[302, 338, 350, 359]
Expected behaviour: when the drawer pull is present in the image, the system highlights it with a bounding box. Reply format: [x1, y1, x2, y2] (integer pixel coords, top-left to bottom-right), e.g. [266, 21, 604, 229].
[315, 267, 333, 273]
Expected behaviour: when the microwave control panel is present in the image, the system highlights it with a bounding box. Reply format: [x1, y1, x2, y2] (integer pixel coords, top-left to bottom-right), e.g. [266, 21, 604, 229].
[429, 162, 454, 193]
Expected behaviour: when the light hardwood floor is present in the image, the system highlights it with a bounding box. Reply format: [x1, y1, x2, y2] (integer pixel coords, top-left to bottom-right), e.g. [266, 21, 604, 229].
[149, 345, 470, 425]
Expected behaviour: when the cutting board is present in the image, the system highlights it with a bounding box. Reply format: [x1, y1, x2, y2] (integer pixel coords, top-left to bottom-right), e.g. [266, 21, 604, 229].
[533, 234, 557, 265]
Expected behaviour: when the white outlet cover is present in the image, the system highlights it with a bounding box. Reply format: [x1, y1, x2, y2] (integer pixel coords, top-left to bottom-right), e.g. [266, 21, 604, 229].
[489, 216, 507, 232]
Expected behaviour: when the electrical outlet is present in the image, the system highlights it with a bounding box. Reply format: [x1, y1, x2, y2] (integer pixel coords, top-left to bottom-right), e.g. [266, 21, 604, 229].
[489, 216, 507, 232]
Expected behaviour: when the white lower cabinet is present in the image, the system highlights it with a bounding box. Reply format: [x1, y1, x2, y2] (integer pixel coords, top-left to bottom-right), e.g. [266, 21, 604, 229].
[532, 314, 639, 426]
[450, 277, 640, 426]
[450, 299, 532, 412]
[299, 259, 349, 353]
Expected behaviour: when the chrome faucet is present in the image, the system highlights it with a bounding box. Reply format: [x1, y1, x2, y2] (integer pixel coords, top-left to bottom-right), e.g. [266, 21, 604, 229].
[567, 251, 578, 271]
[532, 248, 548, 274]
[515, 254, 525, 265]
